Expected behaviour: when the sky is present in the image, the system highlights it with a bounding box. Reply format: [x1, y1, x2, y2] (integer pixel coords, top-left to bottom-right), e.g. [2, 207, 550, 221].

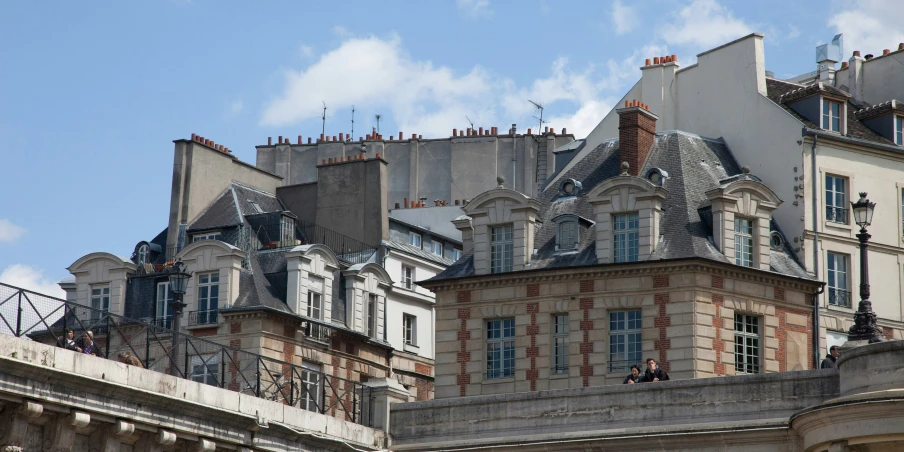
[1, 0, 902, 298]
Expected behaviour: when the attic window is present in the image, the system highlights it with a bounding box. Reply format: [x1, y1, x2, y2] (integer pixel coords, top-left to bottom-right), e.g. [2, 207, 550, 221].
[557, 220, 578, 250]
[559, 178, 582, 197]
[822, 100, 842, 132]
[137, 244, 149, 265]
[646, 168, 669, 186]
[248, 200, 264, 213]
[896, 116, 903, 145]
[770, 231, 784, 250]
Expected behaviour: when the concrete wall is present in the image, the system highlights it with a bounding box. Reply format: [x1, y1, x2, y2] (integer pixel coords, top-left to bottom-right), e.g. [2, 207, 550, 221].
[276, 182, 318, 224]
[315, 157, 388, 247]
[851, 49, 904, 107]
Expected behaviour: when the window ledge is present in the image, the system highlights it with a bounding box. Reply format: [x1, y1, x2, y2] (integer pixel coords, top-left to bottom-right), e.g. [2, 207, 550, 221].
[825, 221, 852, 232]
[403, 343, 420, 353]
[482, 377, 515, 385]
[549, 372, 569, 379]
[825, 304, 855, 314]
[186, 323, 219, 331]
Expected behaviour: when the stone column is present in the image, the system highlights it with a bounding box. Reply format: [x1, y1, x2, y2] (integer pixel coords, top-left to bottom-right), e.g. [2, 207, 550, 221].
[363, 377, 410, 436]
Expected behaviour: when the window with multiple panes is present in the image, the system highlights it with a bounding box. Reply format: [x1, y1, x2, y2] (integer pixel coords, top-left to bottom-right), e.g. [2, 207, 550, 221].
[822, 100, 841, 132]
[486, 318, 515, 379]
[403, 314, 417, 346]
[197, 272, 219, 325]
[155, 282, 174, 329]
[734, 314, 760, 374]
[192, 232, 222, 243]
[451, 248, 462, 261]
[734, 218, 754, 267]
[608, 310, 642, 373]
[137, 244, 149, 265]
[408, 231, 422, 248]
[490, 225, 514, 273]
[90, 284, 110, 320]
[300, 363, 322, 412]
[432, 241, 443, 256]
[613, 213, 639, 263]
[307, 291, 322, 319]
[191, 354, 219, 386]
[897, 116, 903, 145]
[552, 314, 569, 374]
[827, 252, 851, 308]
[402, 265, 414, 290]
[366, 294, 377, 338]
[825, 175, 848, 224]
[557, 220, 578, 250]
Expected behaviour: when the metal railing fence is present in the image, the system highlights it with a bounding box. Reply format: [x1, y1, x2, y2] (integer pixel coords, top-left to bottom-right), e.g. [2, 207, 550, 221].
[0, 282, 372, 425]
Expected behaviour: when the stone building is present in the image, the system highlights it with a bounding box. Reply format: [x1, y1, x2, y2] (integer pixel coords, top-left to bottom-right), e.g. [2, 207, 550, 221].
[555, 33, 904, 362]
[421, 103, 822, 398]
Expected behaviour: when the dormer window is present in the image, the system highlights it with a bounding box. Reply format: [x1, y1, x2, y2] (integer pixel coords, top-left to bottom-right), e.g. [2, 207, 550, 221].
[823, 100, 842, 132]
[613, 213, 639, 263]
[734, 218, 755, 267]
[192, 232, 223, 243]
[896, 116, 903, 145]
[136, 244, 149, 265]
[409, 231, 422, 248]
[557, 220, 578, 250]
[490, 225, 514, 273]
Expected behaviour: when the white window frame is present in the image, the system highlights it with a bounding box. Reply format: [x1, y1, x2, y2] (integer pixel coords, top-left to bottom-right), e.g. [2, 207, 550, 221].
[557, 220, 578, 250]
[822, 99, 842, 132]
[300, 363, 322, 412]
[401, 264, 415, 290]
[825, 174, 848, 224]
[827, 252, 851, 308]
[486, 318, 515, 379]
[307, 291, 322, 319]
[155, 281, 174, 329]
[552, 314, 568, 374]
[608, 310, 641, 373]
[90, 284, 110, 320]
[403, 314, 417, 346]
[612, 213, 639, 263]
[280, 217, 295, 246]
[366, 294, 377, 338]
[191, 354, 219, 386]
[197, 272, 220, 321]
[192, 232, 223, 243]
[137, 244, 149, 265]
[734, 314, 761, 374]
[432, 240, 443, 256]
[734, 218, 755, 267]
[490, 224, 514, 274]
[451, 248, 462, 261]
[408, 231, 422, 248]
[896, 116, 903, 146]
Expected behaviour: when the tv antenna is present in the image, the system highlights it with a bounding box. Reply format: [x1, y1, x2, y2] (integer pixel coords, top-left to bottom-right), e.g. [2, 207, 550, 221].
[528, 99, 545, 132]
[350, 105, 355, 139]
[465, 115, 474, 131]
[374, 114, 382, 134]
[321, 101, 327, 136]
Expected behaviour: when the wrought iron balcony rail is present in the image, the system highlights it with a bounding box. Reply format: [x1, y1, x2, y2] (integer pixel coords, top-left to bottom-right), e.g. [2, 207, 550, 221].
[826, 206, 849, 225]
[254, 219, 378, 265]
[188, 309, 218, 326]
[828, 287, 852, 308]
[0, 282, 373, 426]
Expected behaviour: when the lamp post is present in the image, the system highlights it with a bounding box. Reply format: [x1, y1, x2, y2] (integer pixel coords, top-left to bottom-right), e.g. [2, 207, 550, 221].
[168, 259, 192, 376]
[847, 192, 883, 342]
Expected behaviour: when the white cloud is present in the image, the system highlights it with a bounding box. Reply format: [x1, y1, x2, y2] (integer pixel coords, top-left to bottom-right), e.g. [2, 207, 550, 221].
[0, 219, 25, 243]
[261, 35, 660, 139]
[457, 0, 491, 19]
[611, 0, 637, 35]
[787, 25, 801, 40]
[228, 100, 243, 115]
[661, 0, 752, 49]
[828, 0, 904, 56]
[0, 264, 66, 299]
[300, 45, 314, 58]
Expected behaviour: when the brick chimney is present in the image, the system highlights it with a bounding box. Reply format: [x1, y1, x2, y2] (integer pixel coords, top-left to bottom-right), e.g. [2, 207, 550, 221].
[617, 100, 658, 176]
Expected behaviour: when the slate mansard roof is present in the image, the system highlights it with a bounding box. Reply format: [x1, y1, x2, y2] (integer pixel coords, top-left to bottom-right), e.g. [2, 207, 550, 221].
[430, 131, 814, 282]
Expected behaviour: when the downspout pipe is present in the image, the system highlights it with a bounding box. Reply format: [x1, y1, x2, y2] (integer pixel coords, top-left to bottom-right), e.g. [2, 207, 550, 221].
[511, 124, 517, 190]
[805, 129, 822, 369]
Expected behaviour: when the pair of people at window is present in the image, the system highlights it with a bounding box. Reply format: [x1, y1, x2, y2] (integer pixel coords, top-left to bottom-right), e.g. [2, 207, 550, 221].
[623, 358, 670, 384]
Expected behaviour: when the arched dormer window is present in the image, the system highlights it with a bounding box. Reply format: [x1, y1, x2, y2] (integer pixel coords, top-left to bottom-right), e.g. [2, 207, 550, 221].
[137, 244, 149, 265]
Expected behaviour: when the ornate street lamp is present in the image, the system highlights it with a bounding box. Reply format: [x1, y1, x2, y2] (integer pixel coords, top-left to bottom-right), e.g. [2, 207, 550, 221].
[168, 259, 192, 375]
[848, 192, 883, 342]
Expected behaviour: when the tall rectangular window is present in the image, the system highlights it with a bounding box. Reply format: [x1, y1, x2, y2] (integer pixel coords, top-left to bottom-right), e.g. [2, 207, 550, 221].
[432, 241, 443, 256]
[90, 284, 110, 320]
[486, 318, 515, 379]
[552, 314, 569, 374]
[896, 116, 903, 145]
[307, 291, 322, 319]
[191, 354, 219, 386]
[735, 314, 760, 374]
[155, 282, 174, 329]
[402, 265, 415, 290]
[366, 294, 377, 338]
[408, 231, 422, 248]
[734, 218, 754, 267]
[608, 310, 642, 373]
[827, 252, 851, 308]
[490, 225, 514, 273]
[558, 220, 578, 250]
[613, 213, 639, 263]
[403, 314, 417, 346]
[825, 175, 848, 224]
[197, 272, 219, 325]
[823, 100, 841, 132]
[300, 363, 322, 412]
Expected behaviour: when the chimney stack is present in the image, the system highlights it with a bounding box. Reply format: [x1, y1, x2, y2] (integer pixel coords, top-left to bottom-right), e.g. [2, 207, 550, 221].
[617, 99, 658, 176]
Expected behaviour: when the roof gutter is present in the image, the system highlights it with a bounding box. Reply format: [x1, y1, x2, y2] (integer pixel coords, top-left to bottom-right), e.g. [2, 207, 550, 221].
[803, 128, 903, 154]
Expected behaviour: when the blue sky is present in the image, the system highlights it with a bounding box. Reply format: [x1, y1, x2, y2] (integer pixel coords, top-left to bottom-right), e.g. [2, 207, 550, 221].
[1, 0, 901, 296]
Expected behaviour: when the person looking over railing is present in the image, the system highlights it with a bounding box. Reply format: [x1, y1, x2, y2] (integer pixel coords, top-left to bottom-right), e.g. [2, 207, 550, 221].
[78, 330, 104, 358]
[58, 328, 82, 353]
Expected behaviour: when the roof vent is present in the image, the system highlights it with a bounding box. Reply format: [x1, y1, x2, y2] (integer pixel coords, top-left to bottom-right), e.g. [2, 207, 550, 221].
[559, 178, 583, 197]
[770, 231, 784, 250]
[645, 168, 669, 186]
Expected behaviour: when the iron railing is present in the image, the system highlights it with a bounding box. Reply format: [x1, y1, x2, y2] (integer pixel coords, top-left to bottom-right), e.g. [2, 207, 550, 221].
[828, 287, 852, 308]
[254, 219, 378, 265]
[0, 282, 373, 425]
[826, 206, 849, 225]
[153, 315, 173, 329]
[188, 309, 218, 326]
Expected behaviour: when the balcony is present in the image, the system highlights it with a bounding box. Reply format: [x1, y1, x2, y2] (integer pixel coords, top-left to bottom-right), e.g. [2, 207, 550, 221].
[250, 217, 378, 265]
[153, 315, 173, 329]
[826, 206, 849, 225]
[828, 288, 852, 308]
[188, 310, 218, 326]
[301, 318, 334, 343]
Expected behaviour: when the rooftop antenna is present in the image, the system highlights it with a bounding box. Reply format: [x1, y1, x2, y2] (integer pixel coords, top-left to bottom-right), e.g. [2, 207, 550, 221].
[528, 99, 545, 132]
[374, 114, 382, 134]
[350, 105, 355, 140]
[465, 115, 474, 130]
[321, 101, 327, 136]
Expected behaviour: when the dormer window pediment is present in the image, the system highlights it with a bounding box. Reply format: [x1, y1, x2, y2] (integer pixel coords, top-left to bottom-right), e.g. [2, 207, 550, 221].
[586, 174, 668, 264]
[460, 187, 542, 275]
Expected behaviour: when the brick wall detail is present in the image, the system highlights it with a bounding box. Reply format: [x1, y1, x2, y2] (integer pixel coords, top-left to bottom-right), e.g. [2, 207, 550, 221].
[579, 297, 594, 386]
[457, 291, 471, 303]
[654, 293, 671, 372]
[580, 280, 593, 293]
[653, 274, 670, 289]
[457, 307, 471, 396]
[527, 284, 539, 297]
[884, 327, 894, 340]
[229, 322, 241, 334]
[526, 302, 539, 391]
[712, 295, 725, 376]
[775, 306, 812, 372]
[774, 286, 785, 301]
[712, 276, 723, 289]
